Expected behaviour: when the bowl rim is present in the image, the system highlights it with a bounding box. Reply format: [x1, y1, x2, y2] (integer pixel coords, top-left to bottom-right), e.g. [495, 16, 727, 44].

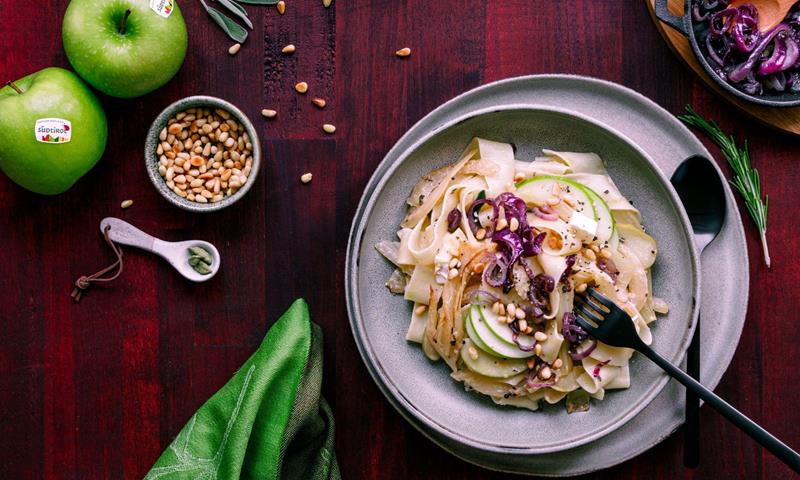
[681, 6, 800, 108]
[144, 95, 262, 212]
[345, 103, 701, 454]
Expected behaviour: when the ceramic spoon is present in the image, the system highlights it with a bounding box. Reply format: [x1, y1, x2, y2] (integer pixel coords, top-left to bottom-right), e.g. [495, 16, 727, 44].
[100, 217, 220, 282]
[670, 156, 727, 468]
[731, 0, 795, 32]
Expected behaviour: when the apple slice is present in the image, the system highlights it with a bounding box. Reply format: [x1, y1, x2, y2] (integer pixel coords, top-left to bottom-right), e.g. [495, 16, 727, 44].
[478, 304, 536, 350]
[581, 184, 616, 247]
[466, 305, 535, 359]
[460, 338, 530, 379]
[515, 176, 596, 220]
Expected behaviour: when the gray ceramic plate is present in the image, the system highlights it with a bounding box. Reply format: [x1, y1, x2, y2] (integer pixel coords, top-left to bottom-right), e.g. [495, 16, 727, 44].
[346, 75, 748, 475]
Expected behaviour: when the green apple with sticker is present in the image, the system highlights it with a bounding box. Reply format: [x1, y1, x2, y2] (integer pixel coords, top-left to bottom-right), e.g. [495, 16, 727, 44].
[0, 68, 107, 195]
[62, 0, 188, 98]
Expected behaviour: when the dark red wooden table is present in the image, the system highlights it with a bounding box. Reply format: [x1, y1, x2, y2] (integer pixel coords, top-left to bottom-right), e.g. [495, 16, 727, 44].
[2, 1, 799, 478]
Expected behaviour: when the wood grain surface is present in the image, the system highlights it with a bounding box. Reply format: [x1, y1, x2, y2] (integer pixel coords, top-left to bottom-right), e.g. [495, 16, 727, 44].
[647, 0, 800, 136]
[1, 0, 799, 478]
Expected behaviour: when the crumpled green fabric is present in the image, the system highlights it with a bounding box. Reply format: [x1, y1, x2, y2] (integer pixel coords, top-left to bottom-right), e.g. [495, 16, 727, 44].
[144, 299, 340, 480]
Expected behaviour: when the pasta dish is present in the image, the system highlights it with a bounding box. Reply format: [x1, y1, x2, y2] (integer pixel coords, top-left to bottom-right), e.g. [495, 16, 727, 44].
[376, 138, 668, 412]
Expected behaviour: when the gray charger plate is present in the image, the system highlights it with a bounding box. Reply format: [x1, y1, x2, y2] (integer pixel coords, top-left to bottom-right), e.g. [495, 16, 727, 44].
[345, 75, 748, 476]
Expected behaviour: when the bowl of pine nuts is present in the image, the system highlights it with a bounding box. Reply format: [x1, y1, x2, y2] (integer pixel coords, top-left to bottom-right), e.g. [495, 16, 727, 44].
[145, 96, 261, 212]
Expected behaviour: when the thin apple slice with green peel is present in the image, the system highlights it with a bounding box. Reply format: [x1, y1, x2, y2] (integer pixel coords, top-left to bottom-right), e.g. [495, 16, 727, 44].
[516, 175, 618, 246]
[464, 307, 492, 354]
[580, 184, 616, 245]
[515, 176, 596, 220]
[616, 223, 657, 268]
[460, 338, 530, 379]
[477, 304, 535, 349]
[466, 305, 535, 359]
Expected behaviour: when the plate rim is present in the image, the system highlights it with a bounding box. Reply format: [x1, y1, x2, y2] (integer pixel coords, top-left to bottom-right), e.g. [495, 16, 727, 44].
[346, 102, 702, 454]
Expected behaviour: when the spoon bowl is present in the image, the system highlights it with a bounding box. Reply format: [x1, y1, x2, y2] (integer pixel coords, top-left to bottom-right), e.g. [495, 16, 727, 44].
[671, 155, 727, 252]
[100, 217, 220, 282]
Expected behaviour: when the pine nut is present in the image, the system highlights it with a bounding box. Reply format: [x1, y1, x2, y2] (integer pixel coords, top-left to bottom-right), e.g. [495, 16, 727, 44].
[282, 44, 296, 54]
[395, 47, 411, 57]
[277, 0, 285, 14]
[120, 200, 133, 209]
[414, 304, 427, 315]
[575, 283, 588, 293]
[534, 343, 543, 356]
[509, 217, 519, 232]
[168, 123, 182, 135]
[228, 43, 241, 55]
[323, 0, 332, 7]
[552, 358, 563, 369]
[322, 123, 336, 134]
[295, 82, 308, 93]
[539, 366, 552, 380]
[496, 218, 508, 231]
[584, 248, 596, 261]
[312, 97, 326, 108]
[468, 346, 479, 360]
[534, 331, 548, 342]
[600, 248, 612, 259]
[475, 228, 486, 240]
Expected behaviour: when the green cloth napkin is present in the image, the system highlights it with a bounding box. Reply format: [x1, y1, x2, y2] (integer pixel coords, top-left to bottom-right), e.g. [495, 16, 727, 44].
[144, 299, 340, 480]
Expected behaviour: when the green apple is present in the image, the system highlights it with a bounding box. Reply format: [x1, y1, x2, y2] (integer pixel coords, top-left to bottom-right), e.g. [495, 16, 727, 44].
[0, 68, 108, 195]
[62, 0, 188, 98]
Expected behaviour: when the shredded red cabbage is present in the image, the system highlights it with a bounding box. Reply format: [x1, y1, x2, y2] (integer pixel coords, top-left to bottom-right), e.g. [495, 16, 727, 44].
[526, 367, 556, 389]
[469, 289, 500, 305]
[562, 311, 588, 343]
[492, 228, 525, 266]
[467, 198, 498, 237]
[698, 1, 800, 95]
[568, 338, 597, 361]
[532, 205, 558, 221]
[483, 254, 509, 288]
[559, 254, 577, 285]
[527, 273, 555, 314]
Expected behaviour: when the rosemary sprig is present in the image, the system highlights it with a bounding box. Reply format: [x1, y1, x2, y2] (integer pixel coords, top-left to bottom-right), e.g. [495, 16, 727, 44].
[678, 105, 770, 268]
[199, 0, 248, 43]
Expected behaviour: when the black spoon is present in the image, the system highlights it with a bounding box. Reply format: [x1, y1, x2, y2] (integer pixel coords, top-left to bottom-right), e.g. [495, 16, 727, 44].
[670, 155, 727, 468]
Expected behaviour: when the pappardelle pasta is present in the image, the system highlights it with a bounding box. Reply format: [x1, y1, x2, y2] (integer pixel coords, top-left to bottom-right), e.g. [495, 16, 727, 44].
[376, 138, 668, 413]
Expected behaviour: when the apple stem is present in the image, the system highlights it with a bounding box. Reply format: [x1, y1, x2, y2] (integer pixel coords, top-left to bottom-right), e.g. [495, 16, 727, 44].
[118, 9, 132, 34]
[5, 81, 23, 95]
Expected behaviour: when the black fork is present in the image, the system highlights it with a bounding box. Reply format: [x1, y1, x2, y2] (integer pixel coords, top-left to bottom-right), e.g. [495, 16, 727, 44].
[573, 288, 800, 474]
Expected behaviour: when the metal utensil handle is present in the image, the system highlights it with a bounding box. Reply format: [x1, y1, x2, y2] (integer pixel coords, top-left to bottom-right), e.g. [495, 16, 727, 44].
[640, 344, 800, 473]
[100, 217, 157, 252]
[655, 0, 689, 35]
[685, 321, 701, 467]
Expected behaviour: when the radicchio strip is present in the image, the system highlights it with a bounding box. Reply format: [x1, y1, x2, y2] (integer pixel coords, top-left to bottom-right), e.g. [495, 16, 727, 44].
[562, 311, 588, 343]
[568, 338, 597, 361]
[467, 198, 498, 237]
[509, 320, 536, 352]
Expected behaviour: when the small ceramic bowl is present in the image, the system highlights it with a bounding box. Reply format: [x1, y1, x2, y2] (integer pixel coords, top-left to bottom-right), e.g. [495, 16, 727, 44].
[145, 95, 261, 212]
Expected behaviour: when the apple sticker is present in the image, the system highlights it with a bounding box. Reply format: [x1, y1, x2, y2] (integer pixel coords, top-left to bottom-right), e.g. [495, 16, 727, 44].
[35, 118, 72, 144]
